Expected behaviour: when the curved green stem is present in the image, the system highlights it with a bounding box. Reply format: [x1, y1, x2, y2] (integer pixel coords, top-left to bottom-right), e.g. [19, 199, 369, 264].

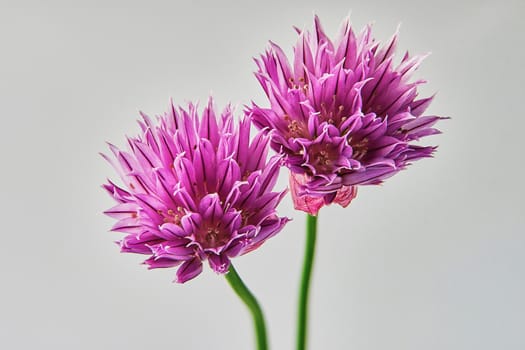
[296, 214, 318, 350]
[225, 264, 268, 350]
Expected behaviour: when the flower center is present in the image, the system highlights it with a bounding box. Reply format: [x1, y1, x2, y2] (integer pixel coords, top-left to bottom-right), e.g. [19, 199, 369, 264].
[316, 150, 330, 165]
[284, 115, 307, 138]
[308, 144, 338, 174]
[348, 137, 369, 160]
[319, 98, 345, 125]
[288, 77, 308, 90]
[158, 207, 184, 225]
[197, 225, 230, 249]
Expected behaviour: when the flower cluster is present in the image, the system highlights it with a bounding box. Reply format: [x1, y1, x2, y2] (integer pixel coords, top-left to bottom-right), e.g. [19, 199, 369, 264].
[247, 16, 445, 215]
[103, 99, 289, 283]
[102, 15, 445, 286]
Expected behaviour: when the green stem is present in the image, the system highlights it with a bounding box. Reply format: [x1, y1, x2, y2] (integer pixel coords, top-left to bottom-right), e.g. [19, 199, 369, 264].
[225, 264, 268, 350]
[296, 214, 318, 350]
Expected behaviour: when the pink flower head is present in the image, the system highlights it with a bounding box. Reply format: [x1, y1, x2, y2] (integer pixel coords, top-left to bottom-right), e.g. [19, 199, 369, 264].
[247, 16, 446, 215]
[102, 98, 289, 283]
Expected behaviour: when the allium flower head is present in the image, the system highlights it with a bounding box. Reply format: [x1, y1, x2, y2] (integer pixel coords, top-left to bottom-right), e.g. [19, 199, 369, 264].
[247, 16, 445, 215]
[102, 98, 289, 283]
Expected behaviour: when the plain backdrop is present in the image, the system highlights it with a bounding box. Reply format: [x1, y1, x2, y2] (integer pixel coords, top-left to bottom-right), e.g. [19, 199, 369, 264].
[1, 0, 524, 349]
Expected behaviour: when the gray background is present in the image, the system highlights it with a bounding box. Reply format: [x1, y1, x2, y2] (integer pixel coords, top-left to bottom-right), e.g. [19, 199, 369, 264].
[1, 0, 524, 349]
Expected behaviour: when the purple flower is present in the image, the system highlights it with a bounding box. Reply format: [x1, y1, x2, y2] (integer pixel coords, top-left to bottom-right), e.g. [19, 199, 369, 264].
[247, 16, 445, 215]
[102, 98, 289, 283]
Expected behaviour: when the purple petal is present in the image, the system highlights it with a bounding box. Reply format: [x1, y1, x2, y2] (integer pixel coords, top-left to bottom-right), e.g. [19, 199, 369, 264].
[144, 256, 182, 269]
[104, 202, 138, 219]
[175, 258, 203, 284]
[208, 254, 231, 274]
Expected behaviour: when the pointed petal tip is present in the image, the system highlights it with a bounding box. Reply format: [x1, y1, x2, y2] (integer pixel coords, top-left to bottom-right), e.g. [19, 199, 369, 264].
[395, 22, 402, 34]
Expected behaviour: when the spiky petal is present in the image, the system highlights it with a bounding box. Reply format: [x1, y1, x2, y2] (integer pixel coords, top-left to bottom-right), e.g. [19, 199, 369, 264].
[247, 16, 446, 215]
[103, 98, 289, 283]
